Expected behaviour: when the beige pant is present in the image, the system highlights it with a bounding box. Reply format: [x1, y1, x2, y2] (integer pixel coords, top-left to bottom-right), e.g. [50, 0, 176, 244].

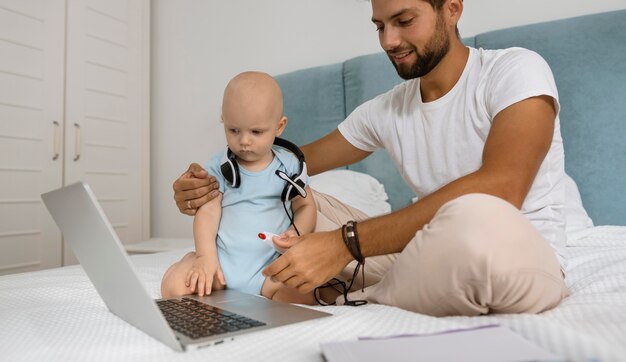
[312, 190, 568, 316]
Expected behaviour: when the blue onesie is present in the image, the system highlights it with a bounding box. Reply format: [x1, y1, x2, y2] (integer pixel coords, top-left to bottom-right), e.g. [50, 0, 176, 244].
[204, 146, 309, 295]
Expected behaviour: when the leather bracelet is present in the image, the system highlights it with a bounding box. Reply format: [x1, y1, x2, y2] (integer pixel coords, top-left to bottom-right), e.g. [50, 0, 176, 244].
[342, 220, 364, 264]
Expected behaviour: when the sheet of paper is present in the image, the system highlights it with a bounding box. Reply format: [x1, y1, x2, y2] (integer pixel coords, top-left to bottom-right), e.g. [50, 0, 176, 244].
[320, 325, 562, 362]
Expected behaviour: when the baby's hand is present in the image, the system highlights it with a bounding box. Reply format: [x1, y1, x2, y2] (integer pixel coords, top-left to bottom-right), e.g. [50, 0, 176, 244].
[185, 254, 225, 297]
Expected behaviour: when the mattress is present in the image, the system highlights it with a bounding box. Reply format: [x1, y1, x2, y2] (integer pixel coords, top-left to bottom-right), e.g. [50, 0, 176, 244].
[1, 226, 625, 361]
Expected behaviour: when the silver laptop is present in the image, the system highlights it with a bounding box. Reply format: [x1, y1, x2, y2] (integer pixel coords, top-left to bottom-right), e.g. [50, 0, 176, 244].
[41, 182, 331, 352]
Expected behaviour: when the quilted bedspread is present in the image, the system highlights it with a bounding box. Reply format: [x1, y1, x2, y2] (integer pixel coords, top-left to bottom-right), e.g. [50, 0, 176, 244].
[1, 226, 625, 361]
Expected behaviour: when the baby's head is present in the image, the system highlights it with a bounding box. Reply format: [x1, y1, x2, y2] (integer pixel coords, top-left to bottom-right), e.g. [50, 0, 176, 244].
[221, 71, 287, 167]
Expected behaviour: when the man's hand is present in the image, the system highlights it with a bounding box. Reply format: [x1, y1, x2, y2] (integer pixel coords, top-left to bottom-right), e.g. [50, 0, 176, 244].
[174, 163, 220, 215]
[270, 228, 299, 254]
[263, 229, 353, 293]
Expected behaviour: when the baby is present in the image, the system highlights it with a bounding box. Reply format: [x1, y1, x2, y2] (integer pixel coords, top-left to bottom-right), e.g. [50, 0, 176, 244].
[161, 71, 317, 304]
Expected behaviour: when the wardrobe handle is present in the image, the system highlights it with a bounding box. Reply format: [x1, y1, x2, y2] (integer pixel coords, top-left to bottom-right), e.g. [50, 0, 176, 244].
[52, 121, 60, 161]
[73, 123, 81, 161]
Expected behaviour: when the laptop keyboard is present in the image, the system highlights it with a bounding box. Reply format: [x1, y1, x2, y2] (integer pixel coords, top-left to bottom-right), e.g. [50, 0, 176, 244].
[157, 297, 266, 340]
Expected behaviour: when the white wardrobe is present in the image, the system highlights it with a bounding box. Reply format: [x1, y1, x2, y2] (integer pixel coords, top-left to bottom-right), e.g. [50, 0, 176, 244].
[0, 0, 150, 275]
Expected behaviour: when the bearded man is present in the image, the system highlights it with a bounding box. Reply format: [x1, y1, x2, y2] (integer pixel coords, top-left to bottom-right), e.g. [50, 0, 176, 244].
[173, 0, 567, 316]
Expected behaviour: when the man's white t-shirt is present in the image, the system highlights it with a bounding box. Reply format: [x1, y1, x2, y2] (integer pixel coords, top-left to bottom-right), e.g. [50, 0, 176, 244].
[338, 47, 566, 267]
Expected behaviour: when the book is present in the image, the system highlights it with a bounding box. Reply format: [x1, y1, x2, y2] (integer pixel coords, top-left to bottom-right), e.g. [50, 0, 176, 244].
[320, 325, 562, 362]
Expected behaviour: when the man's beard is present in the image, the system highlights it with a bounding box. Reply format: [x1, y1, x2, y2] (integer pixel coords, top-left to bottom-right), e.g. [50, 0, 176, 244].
[389, 14, 450, 80]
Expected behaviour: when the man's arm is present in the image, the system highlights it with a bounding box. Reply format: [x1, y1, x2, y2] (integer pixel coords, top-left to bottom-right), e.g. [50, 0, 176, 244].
[264, 95, 557, 292]
[300, 129, 372, 176]
[353, 95, 557, 257]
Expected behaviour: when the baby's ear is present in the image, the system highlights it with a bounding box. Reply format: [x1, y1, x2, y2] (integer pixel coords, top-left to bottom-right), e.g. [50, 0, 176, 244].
[276, 116, 288, 136]
[220, 114, 224, 123]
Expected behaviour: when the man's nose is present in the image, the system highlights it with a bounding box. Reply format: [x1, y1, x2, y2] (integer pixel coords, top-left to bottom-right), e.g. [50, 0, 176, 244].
[380, 26, 401, 52]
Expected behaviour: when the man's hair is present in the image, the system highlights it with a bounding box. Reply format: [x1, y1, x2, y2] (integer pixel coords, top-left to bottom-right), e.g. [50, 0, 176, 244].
[426, 0, 461, 38]
[425, 0, 447, 10]
[364, 0, 462, 37]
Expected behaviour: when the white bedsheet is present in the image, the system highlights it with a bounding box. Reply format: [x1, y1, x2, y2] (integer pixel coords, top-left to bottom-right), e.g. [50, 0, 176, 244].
[1, 226, 625, 361]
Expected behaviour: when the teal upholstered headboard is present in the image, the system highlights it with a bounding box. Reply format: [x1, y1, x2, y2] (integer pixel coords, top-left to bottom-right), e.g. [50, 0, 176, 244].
[277, 10, 626, 226]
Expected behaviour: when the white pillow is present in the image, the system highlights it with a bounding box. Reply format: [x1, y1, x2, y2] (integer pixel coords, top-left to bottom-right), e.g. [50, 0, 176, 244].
[563, 173, 594, 235]
[310, 170, 391, 217]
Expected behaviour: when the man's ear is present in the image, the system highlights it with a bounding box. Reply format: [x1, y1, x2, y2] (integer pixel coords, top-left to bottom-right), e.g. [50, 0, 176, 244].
[276, 116, 288, 136]
[446, 0, 463, 29]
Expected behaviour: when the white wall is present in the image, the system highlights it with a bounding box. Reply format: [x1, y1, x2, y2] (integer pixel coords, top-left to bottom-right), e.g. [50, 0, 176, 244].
[151, 0, 380, 237]
[151, 0, 626, 238]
